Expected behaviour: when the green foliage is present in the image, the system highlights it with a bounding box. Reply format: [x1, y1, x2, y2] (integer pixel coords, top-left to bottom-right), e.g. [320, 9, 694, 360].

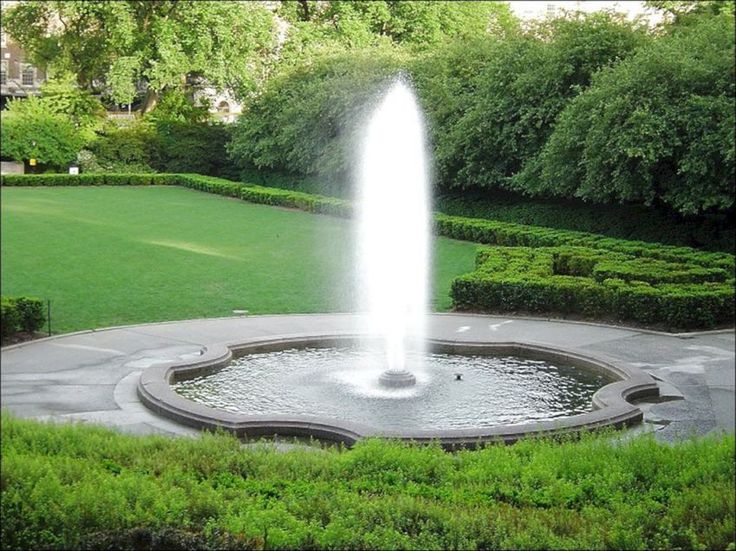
[275, 0, 517, 69]
[417, 12, 650, 191]
[39, 73, 106, 138]
[451, 246, 734, 329]
[85, 119, 158, 173]
[228, 47, 409, 189]
[1, 296, 45, 337]
[145, 88, 212, 125]
[0, 173, 175, 186]
[2, 413, 734, 550]
[435, 213, 735, 272]
[149, 122, 236, 178]
[0, 97, 85, 170]
[435, 192, 735, 253]
[3, 1, 276, 107]
[532, 13, 735, 215]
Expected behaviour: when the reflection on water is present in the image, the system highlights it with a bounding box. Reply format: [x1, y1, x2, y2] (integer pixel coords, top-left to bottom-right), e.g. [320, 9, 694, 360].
[173, 347, 607, 430]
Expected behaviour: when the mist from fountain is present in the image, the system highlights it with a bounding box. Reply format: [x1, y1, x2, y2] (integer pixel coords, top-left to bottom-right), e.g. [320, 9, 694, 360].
[355, 78, 431, 388]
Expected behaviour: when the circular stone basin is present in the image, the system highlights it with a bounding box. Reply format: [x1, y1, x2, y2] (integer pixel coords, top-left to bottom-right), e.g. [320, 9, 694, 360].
[137, 336, 660, 448]
[172, 347, 609, 431]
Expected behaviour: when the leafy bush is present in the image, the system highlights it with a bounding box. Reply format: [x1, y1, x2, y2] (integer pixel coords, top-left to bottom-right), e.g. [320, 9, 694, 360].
[228, 46, 409, 193]
[2, 413, 734, 550]
[0, 96, 85, 171]
[1, 296, 45, 337]
[451, 247, 734, 329]
[149, 121, 236, 178]
[86, 119, 158, 173]
[528, 13, 735, 215]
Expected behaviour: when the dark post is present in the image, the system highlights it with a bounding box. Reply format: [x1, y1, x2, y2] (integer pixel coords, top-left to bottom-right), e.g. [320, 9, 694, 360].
[47, 299, 51, 337]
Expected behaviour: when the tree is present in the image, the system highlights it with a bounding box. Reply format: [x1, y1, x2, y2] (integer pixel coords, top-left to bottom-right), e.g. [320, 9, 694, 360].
[38, 73, 106, 139]
[228, 46, 409, 191]
[0, 97, 85, 170]
[414, 12, 650, 191]
[533, 14, 735, 215]
[3, 1, 277, 113]
[275, 1, 518, 66]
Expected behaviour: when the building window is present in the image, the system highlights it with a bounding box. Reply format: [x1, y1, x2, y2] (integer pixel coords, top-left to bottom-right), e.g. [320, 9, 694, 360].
[546, 3, 556, 17]
[22, 65, 35, 86]
[0, 61, 7, 85]
[217, 101, 230, 114]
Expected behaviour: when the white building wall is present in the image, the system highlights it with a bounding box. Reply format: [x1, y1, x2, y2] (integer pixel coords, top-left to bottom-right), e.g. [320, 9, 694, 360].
[508, 1, 663, 25]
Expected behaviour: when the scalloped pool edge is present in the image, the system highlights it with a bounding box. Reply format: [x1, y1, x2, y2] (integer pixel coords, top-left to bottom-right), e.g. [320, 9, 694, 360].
[137, 335, 660, 449]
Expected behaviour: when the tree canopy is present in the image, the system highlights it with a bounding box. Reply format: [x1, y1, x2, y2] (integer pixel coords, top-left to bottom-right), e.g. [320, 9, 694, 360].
[3, 1, 277, 111]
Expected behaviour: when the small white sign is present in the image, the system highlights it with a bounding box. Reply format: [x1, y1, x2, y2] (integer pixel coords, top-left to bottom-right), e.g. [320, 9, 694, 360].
[69, 166, 79, 175]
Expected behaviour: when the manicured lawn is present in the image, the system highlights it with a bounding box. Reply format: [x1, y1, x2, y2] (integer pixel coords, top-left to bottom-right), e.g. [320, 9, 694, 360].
[1, 186, 477, 334]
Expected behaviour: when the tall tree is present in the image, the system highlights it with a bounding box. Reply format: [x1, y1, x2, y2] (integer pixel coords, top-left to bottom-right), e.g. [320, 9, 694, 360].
[3, 1, 277, 112]
[274, 1, 518, 65]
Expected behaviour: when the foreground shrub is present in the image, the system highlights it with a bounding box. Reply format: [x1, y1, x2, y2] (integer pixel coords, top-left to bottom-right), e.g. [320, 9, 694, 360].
[451, 247, 734, 330]
[1, 413, 734, 550]
[1, 296, 45, 338]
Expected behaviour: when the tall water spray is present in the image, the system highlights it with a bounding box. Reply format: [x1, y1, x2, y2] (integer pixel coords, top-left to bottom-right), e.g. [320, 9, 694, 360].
[356, 78, 431, 388]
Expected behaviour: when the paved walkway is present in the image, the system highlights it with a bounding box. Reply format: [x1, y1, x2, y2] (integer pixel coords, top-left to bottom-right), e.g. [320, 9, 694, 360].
[1, 314, 733, 442]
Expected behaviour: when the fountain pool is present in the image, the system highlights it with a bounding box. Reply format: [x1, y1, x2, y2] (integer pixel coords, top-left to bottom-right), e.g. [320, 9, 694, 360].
[137, 78, 660, 447]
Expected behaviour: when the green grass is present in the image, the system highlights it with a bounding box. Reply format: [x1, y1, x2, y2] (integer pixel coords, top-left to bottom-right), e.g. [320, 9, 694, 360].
[2, 413, 734, 550]
[0, 186, 477, 334]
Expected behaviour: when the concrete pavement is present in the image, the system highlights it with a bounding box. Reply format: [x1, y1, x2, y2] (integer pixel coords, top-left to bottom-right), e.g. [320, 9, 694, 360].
[1, 313, 733, 442]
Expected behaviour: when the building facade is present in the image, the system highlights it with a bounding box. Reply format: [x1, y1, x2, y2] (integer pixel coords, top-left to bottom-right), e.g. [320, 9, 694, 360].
[1, 15, 46, 109]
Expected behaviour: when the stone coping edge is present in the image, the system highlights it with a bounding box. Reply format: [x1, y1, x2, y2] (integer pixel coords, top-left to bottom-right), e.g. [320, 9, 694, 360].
[4, 312, 734, 352]
[137, 335, 660, 450]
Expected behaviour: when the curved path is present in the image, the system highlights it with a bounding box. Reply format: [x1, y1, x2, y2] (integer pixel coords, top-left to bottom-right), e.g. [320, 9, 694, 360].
[1, 314, 733, 442]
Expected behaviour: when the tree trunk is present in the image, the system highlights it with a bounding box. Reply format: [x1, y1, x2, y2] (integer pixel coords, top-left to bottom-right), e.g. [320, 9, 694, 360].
[141, 88, 159, 114]
[298, 0, 310, 21]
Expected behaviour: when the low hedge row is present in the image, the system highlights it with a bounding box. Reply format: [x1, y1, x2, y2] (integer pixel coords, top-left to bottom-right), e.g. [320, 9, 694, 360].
[435, 214, 735, 273]
[0, 173, 177, 186]
[175, 174, 352, 218]
[1, 296, 45, 338]
[452, 247, 735, 330]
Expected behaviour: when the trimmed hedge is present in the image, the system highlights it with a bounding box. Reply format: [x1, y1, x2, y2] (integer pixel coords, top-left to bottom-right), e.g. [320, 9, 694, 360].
[0, 173, 177, 186]
[1, 296, 45, 338]
[3, 172, 734, 329]
[452, 247, 735, 330]
[175, 174, 353, 218]
[435, 214, 735, 273]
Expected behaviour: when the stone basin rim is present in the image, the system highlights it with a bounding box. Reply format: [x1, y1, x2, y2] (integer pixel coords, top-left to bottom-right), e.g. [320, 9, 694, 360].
[137, 334, 660, 449]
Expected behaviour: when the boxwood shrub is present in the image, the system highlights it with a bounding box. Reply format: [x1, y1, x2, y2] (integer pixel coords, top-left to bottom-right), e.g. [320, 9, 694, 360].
[1, 296, 45, 338]
[452, 247, 735, 330]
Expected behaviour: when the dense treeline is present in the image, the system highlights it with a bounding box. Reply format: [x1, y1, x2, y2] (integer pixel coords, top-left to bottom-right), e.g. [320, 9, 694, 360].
[229, 8, 735, 218]
[2, 1, 734, 221]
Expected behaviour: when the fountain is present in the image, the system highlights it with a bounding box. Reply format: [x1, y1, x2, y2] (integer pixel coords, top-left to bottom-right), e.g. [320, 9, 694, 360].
[137, 76, 660, 448]
[355, 78, 430, 389]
